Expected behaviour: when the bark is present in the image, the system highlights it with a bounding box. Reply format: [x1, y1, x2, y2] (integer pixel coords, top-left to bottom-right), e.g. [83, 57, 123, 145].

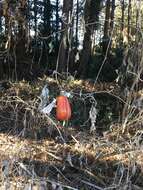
[58, 0, 73, 73]
[3, 0, 9, 36]
[102, 0, 111, 55]
[33, 0, 38, 38]
[16, 0, 28, 59]
[3, 0, 28, 57]
[135, 0, 141, 42]
[78, 0, 102, 77]
[0, 1, 2, 33]
[78, 27, 92, 77]
[55, 0, 59, 49]
[75, 0, 79, 49]
[127, 0, 131, 41]
[110, 0, 115, 33]
[121, 0, 124, 32]
[136, 0, 141, 30]
[0, 16, 2, 33]
[43, 0, 51, 36]
[109, 0, 115, 48]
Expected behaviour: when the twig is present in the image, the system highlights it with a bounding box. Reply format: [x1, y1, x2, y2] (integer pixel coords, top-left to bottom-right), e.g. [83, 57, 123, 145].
[37, 178, 79, 190]
[46, 152, 62, 161]
[44, 114, 66, 144]
[81, 180, 104, 190]
[52, 165, 71, 183]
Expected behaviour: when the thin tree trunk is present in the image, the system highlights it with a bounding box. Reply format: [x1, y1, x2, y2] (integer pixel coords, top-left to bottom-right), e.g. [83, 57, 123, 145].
[0, 16, 2, 33]
[127, 0, 131, 41]
[110, 0, 115, 32]
[121, 0, 124, 32]
[27, 0, 31, 51]
[75, 0, 79, 49]
[136, 0, 141, 29]
[109, 0, 115, 48]
[55, 0, 59, 50]
[102, 0, 111, 55]
[34, 0, 38, 38]
[4, 1, 9, 36]
[0, 2, 2, 33]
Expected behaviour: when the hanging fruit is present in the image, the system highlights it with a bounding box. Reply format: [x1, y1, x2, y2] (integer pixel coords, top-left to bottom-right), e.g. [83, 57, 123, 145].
[56, 93, 71, 121]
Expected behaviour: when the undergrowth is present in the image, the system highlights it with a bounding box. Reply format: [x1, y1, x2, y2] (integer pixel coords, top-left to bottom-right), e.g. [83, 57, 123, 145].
[0, 76, 143, 190]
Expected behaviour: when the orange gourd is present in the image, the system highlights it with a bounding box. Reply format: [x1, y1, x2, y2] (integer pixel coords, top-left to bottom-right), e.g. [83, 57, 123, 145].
[56, 95, 71, 121]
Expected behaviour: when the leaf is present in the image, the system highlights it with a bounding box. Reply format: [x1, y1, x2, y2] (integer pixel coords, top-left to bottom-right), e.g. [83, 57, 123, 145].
[41, 99, 56, 114]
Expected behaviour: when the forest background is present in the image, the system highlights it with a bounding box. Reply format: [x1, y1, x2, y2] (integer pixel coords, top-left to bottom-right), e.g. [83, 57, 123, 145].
[0, 0, 143, 189]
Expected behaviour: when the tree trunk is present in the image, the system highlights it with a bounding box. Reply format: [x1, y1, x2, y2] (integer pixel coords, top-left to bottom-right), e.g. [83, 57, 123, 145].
[3, 0, 9, 36]
[109, 0, 115, 48]
[0, 16, 2, 33]
[121, 0, 124, 32]
[110, 0, 115, 33]
[78, 27, 92, 77]
[58, 0, 73, 73]
[75, 0, 79, 49]
[127, 0, 131, 41]
[16, 0, 28, 59]
[0, 1, 2, 33]
[55, 0, 59, 52]
[78, 0, 102, 77]
[102, 0, 111, 55]
[135, 0, 141, 42]
[34, 0, 38, 38]
[136, 0, 141, 30]
[43, 0, 51, 36]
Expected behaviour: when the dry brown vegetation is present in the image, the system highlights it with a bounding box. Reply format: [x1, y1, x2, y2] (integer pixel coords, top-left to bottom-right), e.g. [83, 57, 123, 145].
[0, 77, 143, 190]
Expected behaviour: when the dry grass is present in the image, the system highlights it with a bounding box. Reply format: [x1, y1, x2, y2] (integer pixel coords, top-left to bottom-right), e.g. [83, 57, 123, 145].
[0, 77, 143, 190]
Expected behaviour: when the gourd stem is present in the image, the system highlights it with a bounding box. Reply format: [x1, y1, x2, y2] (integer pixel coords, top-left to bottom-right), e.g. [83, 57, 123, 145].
[62, 120, 69, 127]
[60, 90, 65, 96]
[63, 120, 66, 127]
